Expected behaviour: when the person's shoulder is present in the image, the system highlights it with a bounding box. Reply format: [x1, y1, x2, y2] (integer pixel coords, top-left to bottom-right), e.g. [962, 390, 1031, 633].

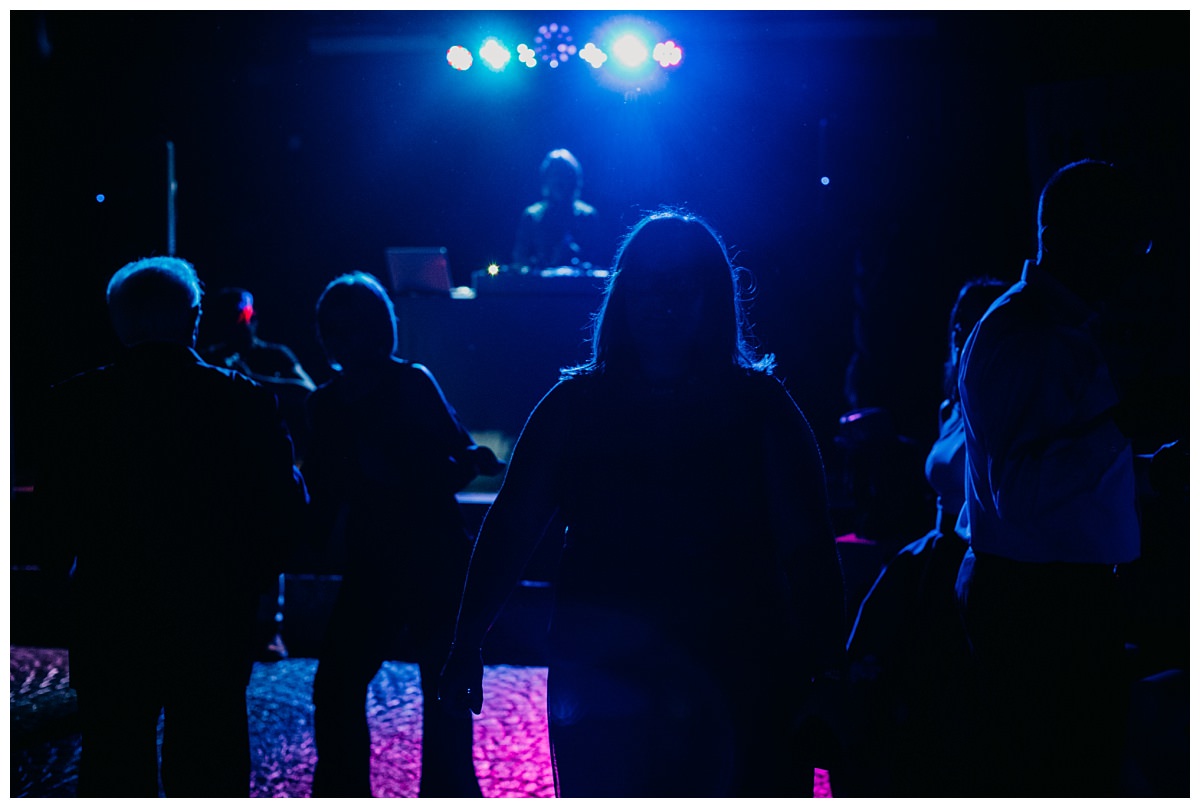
[968, 282, 1061, 354]
[188, 352, 282, 406]
[46, 363, 117, 411]
[736, 367, 793, 402]
[394, 358, 439, 386]
[529, 374, 596, 418]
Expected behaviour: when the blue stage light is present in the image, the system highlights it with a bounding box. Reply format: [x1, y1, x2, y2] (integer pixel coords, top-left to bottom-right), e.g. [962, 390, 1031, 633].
[95, 193, 105, 203]
[588, 16, 678, 94]
[821, 176, 830, 186]
[479, 37, 511, 71]
[447, 45, 473, 71]
[612, 33, 649, 68]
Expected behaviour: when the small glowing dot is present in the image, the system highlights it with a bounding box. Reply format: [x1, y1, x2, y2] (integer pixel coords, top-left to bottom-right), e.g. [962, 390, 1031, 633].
[95, 193, 105, 203]
[821, 176, 830, 186]
[487, 263, 500, 276]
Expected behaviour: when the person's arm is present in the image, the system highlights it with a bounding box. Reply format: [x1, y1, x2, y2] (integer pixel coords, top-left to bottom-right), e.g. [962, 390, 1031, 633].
[761, 378, 848, 773]
[410, 362, 505, 491]
[236, 376, 310, 581]
[439, 382, 572, 714]
[763, 379, 846, 681]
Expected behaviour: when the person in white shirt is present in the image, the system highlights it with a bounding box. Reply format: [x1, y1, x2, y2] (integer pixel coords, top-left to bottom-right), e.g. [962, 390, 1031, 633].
[954, 159, 1155, 796]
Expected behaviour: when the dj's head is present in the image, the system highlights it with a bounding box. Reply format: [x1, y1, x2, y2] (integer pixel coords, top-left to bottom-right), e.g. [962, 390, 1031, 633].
[540, 148, 582, 205]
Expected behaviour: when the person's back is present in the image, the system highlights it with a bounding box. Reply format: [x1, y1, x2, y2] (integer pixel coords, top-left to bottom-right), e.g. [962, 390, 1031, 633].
[305, 272, 497, 798]
[443, 210, 845, 797]
[45, 345, 302, 637]
[37, 256, 307, 797]
[955, 159, 1151, 796]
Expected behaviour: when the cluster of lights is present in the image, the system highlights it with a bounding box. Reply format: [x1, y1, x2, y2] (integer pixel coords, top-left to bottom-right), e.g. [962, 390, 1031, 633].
[446, 19, 683, 78]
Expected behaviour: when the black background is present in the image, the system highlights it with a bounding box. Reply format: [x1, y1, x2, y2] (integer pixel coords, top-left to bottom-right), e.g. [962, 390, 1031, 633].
[9, 10, 1190, 483]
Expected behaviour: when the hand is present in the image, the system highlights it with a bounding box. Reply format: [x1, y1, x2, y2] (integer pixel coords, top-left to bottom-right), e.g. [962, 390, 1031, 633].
[468, 445, 507, 477]
[438, 644, 484, 716]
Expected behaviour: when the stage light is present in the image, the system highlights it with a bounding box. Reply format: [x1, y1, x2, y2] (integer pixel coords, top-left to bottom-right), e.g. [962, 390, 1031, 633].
[533, 22, 576, 69]
[517, 43, 537, 68]
[479, 37, 511, 71]
[447, 45, 473, 71]
[652, 40, 682, 68]
[821, 176, 830, 186]
[487, 263, 500, 276]
[588, 16, 678, 94]
[95, 193, 105, 203]
[580, 42, 607, 68]
[612, 33, 649, 68]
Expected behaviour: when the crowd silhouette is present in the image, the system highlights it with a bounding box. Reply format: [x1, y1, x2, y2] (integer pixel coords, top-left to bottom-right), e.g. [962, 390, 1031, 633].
[30, 158, 1188, 798]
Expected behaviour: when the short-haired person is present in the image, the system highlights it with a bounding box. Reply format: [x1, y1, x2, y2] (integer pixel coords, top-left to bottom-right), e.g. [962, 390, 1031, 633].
[955, 160, 1163, 795]
[37, 256, 308, 796]
[304, 272, 502, 797]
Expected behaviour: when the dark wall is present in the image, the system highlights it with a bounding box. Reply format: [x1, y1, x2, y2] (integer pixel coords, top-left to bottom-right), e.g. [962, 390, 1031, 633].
[10, 10, 1189, 483]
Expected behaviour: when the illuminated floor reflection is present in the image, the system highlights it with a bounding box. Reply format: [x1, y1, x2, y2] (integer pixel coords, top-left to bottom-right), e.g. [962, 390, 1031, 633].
[10, 647, 831, 797]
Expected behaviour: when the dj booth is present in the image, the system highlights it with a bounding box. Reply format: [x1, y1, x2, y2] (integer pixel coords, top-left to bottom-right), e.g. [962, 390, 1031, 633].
[390, 265, 609, 451]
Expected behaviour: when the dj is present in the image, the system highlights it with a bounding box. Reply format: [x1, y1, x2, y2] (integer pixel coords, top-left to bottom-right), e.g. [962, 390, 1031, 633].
[512, 148, 602, 271]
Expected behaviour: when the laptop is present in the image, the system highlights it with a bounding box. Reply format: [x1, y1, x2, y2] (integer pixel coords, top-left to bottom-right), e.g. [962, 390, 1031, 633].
[384, 247, 452, 295]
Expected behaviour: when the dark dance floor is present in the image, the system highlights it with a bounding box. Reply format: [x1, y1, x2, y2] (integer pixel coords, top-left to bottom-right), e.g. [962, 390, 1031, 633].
[10, 646, 833, 798]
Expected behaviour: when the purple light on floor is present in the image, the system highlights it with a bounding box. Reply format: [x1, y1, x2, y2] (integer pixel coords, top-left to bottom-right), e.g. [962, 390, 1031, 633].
[11, 650, 833, 797]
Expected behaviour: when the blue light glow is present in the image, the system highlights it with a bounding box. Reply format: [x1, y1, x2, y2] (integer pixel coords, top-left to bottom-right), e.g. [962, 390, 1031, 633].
[95, 193, 105, 203]
[479, 38, 511, 71]
[821, 176, 830, 185]
[588, 16, 675, 94]
[612, 34, 649, 68]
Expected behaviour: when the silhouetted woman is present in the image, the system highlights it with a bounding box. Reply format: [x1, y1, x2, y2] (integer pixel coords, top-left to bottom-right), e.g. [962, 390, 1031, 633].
[305, 272, 500, 797]
[842, 276, 1008, 795]
[440, 209, 846, 797]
